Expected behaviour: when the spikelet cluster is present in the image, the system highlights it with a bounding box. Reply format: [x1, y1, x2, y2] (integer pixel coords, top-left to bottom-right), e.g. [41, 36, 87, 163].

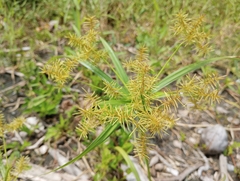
[42, 16, 107, 87]
[178, 74, 223, 108]
[172, 11, 211, 55]
[134, 134, 154, 159]
[0, 112, 26, 136]
[67, 16, 107, 63]
[76, 91, 105, 138]
[0, 155, 30, 181]
[41, 58, 79, 87]
[11, 156, 31, 178]
[0, 113, 30, 180]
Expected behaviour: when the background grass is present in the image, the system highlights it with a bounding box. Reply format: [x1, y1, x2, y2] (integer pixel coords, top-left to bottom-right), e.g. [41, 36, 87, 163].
[1, 0, 239, 75]
[0, 0, 240, 180]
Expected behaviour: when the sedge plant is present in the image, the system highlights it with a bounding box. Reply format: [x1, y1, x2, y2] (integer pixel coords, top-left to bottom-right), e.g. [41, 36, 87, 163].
[42, 14, 238, 179]
[0, 113, 30, 181]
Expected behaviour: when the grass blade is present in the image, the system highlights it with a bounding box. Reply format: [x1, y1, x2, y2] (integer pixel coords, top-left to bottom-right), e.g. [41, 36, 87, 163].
[80, 61, 129, 94]
[100, 37, 129, 85]
[153, 56, 237, 93]
[49, 122, 120, 173]
[115, 146, 141, 181]
[80, 61, 113, 83]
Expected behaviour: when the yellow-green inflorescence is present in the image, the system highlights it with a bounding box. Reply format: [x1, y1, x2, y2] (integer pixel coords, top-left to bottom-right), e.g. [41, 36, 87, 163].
[172, 11, 211, 55]
[42, 15, 222, 159]
[0, 113, 30, 181]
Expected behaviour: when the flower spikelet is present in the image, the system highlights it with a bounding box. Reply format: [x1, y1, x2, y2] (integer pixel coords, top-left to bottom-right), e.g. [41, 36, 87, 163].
[110, 106, 136, 132]
[66, 16, 106, 64]
[5, 116, 25, 132]
[76, 92, 104, 138]
[134, 134, 154, 159]
[83, 16, 99, 31]
[103, 81, 122, 99]
[41, 58, 78, 87]
[42, 16, 107, 87]
[172, 11, 211, 55]
[11, 156, 31, 177]
[139, 108, 176, 136]
[160, 90, 182, 112]
[178, 74, 223, 108]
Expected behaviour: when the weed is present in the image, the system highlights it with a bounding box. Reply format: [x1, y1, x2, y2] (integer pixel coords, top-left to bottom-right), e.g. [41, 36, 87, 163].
[0, 112, 30, 181]
[45, 106, 77, 141]
[22, 63, 62, 117]
[235, 167, 240, 179]
[179, 131, 186, 142]
[42, 15, 237, 180]
[224, 141, 240, 156]
[93, 129, 132, 181]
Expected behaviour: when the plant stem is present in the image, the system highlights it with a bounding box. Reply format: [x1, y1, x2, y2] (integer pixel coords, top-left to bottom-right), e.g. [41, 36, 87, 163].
[156, 42, 184, 79]
[145, 158, 152, 181]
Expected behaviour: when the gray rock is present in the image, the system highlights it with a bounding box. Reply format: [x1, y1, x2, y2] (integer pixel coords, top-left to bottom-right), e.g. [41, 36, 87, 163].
[200, 124, 228, 155]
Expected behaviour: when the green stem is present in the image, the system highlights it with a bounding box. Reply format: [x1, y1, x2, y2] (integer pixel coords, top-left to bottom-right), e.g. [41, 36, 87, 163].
[2, 137, 9, 181]
[145, 158, 152, 181]
[3, 138, 8, 165]
[156, 42, 184, 79]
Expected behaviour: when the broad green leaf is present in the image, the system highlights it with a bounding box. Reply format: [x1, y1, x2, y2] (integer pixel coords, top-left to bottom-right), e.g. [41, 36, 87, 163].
[100, 37, 129, 85]
[153, 56, 237, 93]
[49, 122, 120, 173]
[115, 146, 141, 181]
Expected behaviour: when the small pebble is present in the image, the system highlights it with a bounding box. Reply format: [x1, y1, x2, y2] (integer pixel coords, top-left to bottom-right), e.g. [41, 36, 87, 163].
[39, 145, 48, 155]
[227, 117, 240, 125]
[150, 167, 156, 177]
[19, 131, 27, 138]
[236, 162, 240, 168]
[25, 117, 44, 133]
[227, 164, 234, 172]
[233, 119, 240, 125]
[26, 117, 38, 125]
[178, 110, 189, 117]
[189, 137, 198, 145]
[155, 163, 164, 171]
[227, 117, 233, 122]
[236, 154, 240, 160]
[165, 167, 179, 176]
[173, 140, 182, 149]
[149, 155, 159, 167]
[174, 148, 182, 156]
[216, 106, 229, 114]
[213, 172, 219, 180]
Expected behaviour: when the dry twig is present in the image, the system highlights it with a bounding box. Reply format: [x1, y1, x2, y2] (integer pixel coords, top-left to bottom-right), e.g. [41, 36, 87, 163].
[158, 162, 203, 181]
[176, 122, 240, 131]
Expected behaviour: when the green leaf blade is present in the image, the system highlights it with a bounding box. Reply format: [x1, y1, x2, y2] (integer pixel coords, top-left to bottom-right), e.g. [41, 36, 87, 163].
[153, 56, 237, 93]
[115, 146, 141, 181]
[100, 37, 129, 85]
[80, 60, 129, 94]
[80, 61, 113, 83]
[49, 122, 120, 173]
